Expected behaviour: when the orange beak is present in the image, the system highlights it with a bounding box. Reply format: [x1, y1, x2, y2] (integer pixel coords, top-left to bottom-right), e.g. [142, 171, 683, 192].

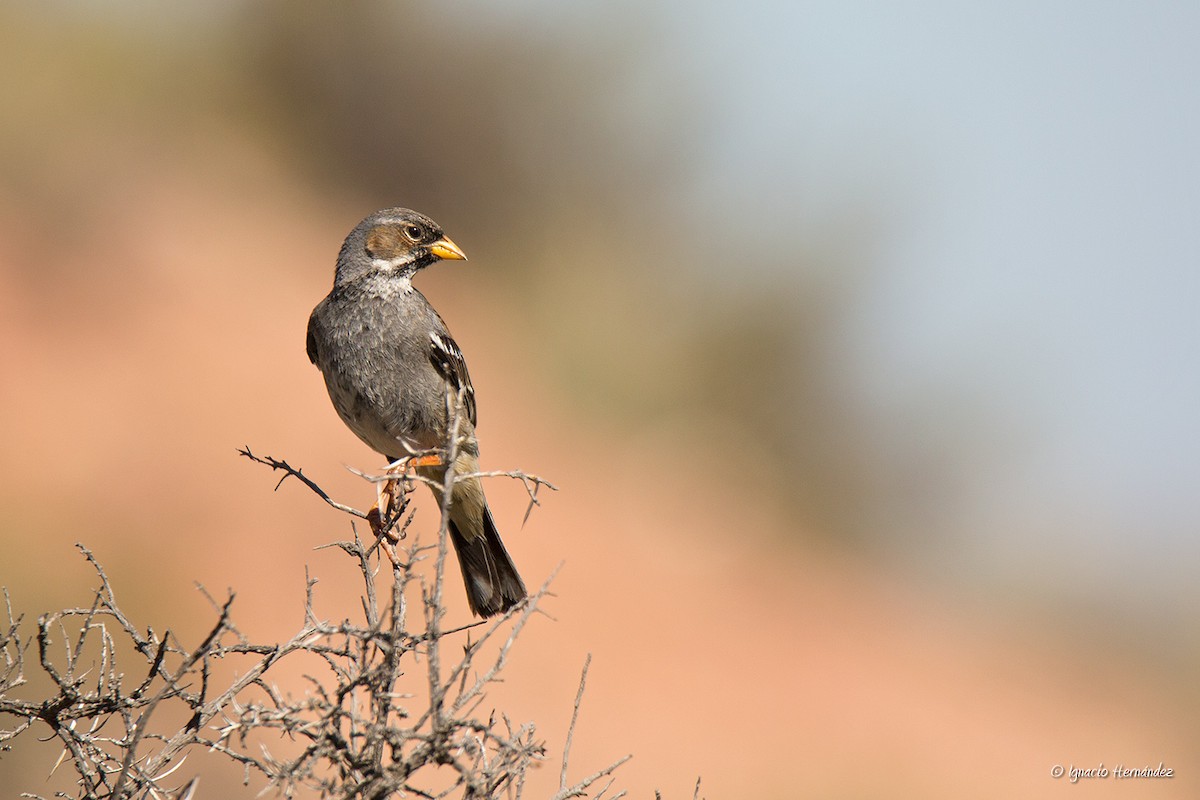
[429, 236, 467, 261]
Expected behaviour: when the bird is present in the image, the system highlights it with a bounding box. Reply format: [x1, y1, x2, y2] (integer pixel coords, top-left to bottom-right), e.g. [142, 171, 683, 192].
[306, 208, 527, 617]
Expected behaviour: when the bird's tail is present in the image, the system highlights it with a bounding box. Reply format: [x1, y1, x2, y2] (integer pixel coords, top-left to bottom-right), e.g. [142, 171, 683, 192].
[448, 505, 527, 618]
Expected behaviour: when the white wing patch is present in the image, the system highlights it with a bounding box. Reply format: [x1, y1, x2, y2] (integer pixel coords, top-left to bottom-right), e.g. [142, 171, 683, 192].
[429, 331, 477, 426]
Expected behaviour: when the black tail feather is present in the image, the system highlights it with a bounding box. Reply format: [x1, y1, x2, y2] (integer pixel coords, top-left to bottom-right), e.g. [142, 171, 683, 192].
[448, 507, 526, 618]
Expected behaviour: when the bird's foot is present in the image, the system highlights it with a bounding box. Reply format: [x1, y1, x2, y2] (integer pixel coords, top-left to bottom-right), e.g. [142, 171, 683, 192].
[367, 452, 445, 559]
[387, 453, 444, 472]
[368, 474, 405, 549]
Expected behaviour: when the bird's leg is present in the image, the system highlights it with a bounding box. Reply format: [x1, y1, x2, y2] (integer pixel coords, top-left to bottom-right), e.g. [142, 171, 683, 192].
[404, 453, 443, 470]
[368, 479, 408, 567]
[367, 452, 443, 545]
[387, 452, 445, 491]
[366, 483, 393, 544]
[368, 466, 404, 546]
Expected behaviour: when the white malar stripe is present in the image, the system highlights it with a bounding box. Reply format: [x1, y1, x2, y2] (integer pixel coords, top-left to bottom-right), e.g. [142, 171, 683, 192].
[370, 258, 415, 287]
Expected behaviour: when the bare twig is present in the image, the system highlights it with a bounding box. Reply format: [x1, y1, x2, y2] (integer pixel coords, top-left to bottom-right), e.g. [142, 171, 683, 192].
[238, 446, 368, 520]
[551, 754, 634, 800]
[560, 653, 592, 790]
[0, 437, 665, 799]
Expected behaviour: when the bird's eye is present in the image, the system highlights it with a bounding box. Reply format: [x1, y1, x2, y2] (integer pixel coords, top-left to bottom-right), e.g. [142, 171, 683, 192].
[403, 225, 424, 242]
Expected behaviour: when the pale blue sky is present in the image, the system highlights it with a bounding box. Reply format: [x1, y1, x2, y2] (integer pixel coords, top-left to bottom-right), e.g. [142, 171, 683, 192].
[484, 0, 1200, 615]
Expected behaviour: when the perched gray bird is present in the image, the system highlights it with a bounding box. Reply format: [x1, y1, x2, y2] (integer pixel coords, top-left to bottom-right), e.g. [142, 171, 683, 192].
[306, 208, 526, 617]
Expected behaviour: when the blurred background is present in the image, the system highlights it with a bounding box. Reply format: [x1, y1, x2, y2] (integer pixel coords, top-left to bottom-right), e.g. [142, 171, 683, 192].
[1, 1, 1196, 797]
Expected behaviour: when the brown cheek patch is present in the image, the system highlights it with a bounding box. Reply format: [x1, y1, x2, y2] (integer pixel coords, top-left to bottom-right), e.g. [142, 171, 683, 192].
[365, 225, 404, 259]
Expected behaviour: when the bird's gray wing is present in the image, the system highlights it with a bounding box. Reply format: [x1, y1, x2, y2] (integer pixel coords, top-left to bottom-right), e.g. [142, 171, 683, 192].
[427, 330, 477, 427]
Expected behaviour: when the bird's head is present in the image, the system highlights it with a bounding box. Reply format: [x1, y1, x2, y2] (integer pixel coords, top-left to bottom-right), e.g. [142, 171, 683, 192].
[334, 208, 466, 286]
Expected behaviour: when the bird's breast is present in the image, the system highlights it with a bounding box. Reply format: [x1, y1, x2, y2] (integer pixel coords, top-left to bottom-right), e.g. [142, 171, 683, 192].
[314, 291, 446, 458]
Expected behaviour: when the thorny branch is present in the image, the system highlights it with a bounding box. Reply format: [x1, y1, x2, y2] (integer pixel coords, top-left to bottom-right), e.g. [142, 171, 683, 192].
[237, 446, 368, 521]
[1, 420, 660, 799]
